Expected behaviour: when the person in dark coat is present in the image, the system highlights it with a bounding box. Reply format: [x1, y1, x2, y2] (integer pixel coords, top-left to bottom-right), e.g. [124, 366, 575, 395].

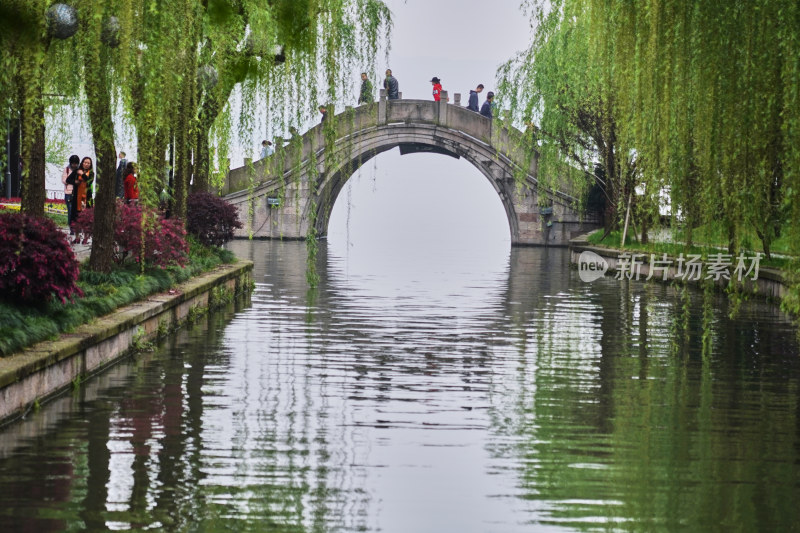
[480, 91, 495, 119]
[467, 84, 484, 112]
[115, 151, 127, 198]
[319, 105, 328, 123]
[62, 154, 79, 233]
[358, 72, 373, 104]
[383, 69, 399, 100]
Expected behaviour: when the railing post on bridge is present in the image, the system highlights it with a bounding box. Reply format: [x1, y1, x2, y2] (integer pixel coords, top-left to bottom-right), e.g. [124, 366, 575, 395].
[438, 90, 448, 125]
[378, 88, 387, 125]
[453, 93, 461, 107]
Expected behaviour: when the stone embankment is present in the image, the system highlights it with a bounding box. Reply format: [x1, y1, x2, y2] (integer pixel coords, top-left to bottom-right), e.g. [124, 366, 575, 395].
[0, 261, 253, 426]
[569, 233, 789, 302]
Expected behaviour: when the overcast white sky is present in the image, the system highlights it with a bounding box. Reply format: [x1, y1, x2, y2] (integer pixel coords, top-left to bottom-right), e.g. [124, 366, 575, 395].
[375, 0, 531, 99]
[327, 0, 532, 250]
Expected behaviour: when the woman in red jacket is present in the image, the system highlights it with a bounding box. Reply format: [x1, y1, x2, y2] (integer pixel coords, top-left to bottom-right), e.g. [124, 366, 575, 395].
[431, 77, 443, 101]
[123, 161, 139, 205]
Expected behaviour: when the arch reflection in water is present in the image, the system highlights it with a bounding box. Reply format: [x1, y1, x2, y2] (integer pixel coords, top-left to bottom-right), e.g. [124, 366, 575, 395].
[0, 241, 797, 531]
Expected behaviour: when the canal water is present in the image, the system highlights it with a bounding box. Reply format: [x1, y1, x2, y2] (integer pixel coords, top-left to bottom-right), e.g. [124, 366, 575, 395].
[0, 239, 798, 532]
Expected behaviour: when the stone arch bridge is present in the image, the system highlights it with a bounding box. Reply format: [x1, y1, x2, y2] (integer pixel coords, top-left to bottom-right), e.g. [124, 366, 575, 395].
[222, 93, 600, 245]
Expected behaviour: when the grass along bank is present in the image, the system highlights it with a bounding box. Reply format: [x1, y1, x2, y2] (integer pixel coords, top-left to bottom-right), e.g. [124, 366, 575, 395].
[0, 239, 236, 357]
[587, 228, 797, 271]
[583, 228, 800, 316]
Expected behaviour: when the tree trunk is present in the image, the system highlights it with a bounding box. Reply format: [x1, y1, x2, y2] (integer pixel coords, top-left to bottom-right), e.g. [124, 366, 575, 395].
[727, 222, 737, 255]
[640, 212, 649, 244]
[85, 40, 117, 272]
[18, 47, 46, 218]
[173, 55, 197, 219]
[192, 96, 219, 193]
[599, 146, 620, 233]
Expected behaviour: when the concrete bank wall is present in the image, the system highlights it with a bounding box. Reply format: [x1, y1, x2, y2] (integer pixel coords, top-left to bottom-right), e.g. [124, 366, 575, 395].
[0, 261, 254, 427]
[569, 234, 789, 301]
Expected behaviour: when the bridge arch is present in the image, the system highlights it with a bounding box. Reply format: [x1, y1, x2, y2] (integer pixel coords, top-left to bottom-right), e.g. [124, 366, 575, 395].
[312, 123, 523, 241]
[223, 97, 599, 245]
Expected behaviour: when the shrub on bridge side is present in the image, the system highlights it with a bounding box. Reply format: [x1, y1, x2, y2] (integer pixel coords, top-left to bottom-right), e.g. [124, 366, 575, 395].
[74, 202, 189, 268]
[186, 192, 242, 247]
[0, 212, 82, 305]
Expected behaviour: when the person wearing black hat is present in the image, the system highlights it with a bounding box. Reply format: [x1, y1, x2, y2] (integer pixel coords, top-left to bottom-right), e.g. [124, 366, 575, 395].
[431, 77, 443, 102]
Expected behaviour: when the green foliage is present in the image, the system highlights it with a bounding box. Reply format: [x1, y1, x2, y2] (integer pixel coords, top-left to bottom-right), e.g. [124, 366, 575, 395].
[0, 242, 236, 357]
[586, 229, 795, 271]
[503, 0, 800, 310]
[131, 325, 153, 351]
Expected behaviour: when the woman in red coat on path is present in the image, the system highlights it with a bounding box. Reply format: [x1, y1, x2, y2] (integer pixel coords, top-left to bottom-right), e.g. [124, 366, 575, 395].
[123, 162, 139, 205]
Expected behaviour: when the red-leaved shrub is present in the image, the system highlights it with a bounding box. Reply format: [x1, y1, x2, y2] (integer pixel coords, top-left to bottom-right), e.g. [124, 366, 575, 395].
[186, 192, 242, 246]
[74, 202, 189, 267]
[0, 212, 82, 304]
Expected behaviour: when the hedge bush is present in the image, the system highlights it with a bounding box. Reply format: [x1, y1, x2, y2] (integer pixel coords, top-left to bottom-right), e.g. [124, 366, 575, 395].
[187, 192, 242, 246]
[0, 212, 82, 305]
[74, 202, 189, 267]
[0, 241, 235, 356]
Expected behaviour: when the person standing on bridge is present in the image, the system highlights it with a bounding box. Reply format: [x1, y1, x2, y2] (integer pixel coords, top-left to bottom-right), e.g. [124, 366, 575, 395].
[431, 77, 443, 101]
[358, 73, 373, 104]
[480, 91, 495, 119]
[260, 140, 274, 159]
[383, 69, 399, 100]
[319, 105, 328, 124]
[467, 84, 484, 112]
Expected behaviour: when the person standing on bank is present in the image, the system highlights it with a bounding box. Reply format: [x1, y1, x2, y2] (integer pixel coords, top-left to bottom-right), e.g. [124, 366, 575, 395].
[358, 72, 373, 105]
[124, 162, 139, 205]
[73, 156, 94, 213]
[431, 77, 443, 102]
[62, 154, 79, 234]
[480, 91, 495, 119]
[72, 156, 94, 243]
[383, 69, 399, 100]
[115, 151, 127, 198]
[467, 84, 484, 112]
[75, 156, 95, 209]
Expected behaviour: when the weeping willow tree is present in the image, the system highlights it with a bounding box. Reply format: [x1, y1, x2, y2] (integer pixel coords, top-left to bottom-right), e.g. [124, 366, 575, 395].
[1, 0, 390, 274]
[0, 0, 58, 218]
[120, 0, 390, 218]
[498, 1, 637, 233]
[500, 0, 800, 261]
[74, 0, 123, 271]
[601, 0, 799, 258]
